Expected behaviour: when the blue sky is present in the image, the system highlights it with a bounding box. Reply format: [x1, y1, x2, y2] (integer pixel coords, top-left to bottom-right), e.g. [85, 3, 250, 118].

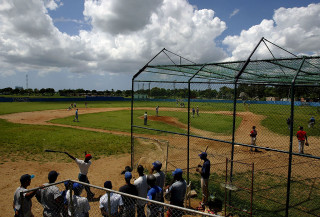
[0, 0, 319, 91]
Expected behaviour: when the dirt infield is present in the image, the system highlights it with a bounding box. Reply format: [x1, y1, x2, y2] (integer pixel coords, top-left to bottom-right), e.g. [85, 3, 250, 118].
[0, 107, 319, 216]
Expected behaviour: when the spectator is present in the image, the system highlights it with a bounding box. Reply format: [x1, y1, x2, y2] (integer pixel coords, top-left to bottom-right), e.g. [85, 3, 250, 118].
[37, 171, 62, 217]
[297, 126, 308, 154]
[60, 181, 70, 217]
[100, 181, 123, 217]
[196, 152, 210, 208]
[119, 172, 138, 217]
[146, 175, 162, 217]
[66, 183, 90, 217]
[13, 174, 39, 217]
[151, 160, 165, 216]
[134, 165, 148, 217]
[166, 168, 187, 217]
[65, 152, 95, 200]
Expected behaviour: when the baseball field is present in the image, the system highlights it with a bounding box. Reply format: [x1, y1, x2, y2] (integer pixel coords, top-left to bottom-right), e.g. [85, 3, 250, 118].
[0, 100, 319, 216]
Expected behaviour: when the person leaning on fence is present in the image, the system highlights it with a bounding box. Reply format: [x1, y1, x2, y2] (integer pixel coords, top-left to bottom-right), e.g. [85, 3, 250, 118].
[119, 172, 138, 217]
[134, 165, 148, 217]
[165, 168, 187, 217]
[250, 126, 258, 152]
[151, 160, 165, 216]
[66, 183, 90, 217]
[297, 126, 308, 154]
[146, 174, 162, 217]
[196, 152, 210, 208]
[100, 181, 123, 217]
[65, 152, 95, 200]
[36, 171, 63, 217]
[13, 174, 40, 217]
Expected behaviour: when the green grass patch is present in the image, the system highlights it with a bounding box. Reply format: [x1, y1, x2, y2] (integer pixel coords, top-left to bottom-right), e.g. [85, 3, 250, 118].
[0, 119, 131, 162]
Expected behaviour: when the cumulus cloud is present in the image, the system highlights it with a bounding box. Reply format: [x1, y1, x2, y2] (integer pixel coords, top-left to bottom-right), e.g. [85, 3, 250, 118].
[223, 3, 320, 60]
[44, 0, 63, 10]
[0, 0, 227, 82]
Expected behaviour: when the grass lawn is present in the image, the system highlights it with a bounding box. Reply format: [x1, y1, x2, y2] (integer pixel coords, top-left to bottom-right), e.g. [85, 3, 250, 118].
[0, 119, 131, 162]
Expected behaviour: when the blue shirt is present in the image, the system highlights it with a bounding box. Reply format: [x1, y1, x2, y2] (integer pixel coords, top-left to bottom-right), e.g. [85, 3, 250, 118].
[147, 186, 162, 201]
[201, 160, 210, 179]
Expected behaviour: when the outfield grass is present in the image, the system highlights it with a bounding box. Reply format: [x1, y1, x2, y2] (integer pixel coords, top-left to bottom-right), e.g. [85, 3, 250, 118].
[0, 119, 131, 162]
[249, 104, 320, 136]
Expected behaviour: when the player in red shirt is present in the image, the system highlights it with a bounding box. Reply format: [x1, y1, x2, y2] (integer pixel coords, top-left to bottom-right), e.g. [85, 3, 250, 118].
[296, 126, 308, 154]
[250, 126, 258, 152]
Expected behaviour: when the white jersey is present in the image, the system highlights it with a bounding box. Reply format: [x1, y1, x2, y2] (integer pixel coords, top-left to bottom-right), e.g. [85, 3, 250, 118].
[75, 158, 91, 175]
[134, 175, 148, 205]
[99, 192, 123, 215]
[66, 190, 90, 217]
[13, 186, 32, 217]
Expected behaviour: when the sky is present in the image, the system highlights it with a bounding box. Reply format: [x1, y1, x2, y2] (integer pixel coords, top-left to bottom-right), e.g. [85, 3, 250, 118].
[0, 0, 320, 91]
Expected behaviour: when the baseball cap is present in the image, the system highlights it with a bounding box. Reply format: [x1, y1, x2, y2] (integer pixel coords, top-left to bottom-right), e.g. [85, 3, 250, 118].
[172, 168, 183, 176]
[48, 170, 59, 180]
[104, 181, 112, 189]
[199, 152, 207, 158]
[72, 183, 83, 190]
[20, 174, 35, 184]
[85, 154, 92, 159]
[152, 161, 162, 170]
[125, 171, 132, 179]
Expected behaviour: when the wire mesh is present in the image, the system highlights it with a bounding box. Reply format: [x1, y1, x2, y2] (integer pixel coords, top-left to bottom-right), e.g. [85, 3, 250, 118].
[19, 180, 220, 217]
[131, 39, 320, 217]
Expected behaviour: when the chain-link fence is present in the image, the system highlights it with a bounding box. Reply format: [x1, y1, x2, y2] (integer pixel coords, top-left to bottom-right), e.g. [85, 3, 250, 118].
[131, 38, 320, 216]
[18, 180, 220, 217]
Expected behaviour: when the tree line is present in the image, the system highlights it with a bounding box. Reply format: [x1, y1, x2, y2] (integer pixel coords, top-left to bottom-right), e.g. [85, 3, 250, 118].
[1, 84, 319, 101]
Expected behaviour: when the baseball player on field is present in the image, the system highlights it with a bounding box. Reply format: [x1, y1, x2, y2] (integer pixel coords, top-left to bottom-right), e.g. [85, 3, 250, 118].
[250, 126, 258, 152]
[297, 126, 308, 154]
[65, 152, 95, 200]
[73, 109, 79, 122]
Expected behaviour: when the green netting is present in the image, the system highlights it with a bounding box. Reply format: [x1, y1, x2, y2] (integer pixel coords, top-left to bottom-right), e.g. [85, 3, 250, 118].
[136, 56, 320, 85]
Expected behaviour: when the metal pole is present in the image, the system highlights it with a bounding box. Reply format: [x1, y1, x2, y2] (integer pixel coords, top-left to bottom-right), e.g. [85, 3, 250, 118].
[187, 80, 191, 183]
[131, 48, 166, 168]
[20, 191, 24, 217]
[250, 162, 254, 217]
[107, 191, 111, 216]
[285, 57, 306, 217]
[224, 158, 228, 217]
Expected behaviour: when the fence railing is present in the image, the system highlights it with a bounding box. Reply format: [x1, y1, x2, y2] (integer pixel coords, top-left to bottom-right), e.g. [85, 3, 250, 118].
[19, 180, 221, 217]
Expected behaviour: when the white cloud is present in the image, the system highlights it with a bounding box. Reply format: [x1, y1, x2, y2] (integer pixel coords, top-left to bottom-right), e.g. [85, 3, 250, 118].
[223, 3, 320, 60]
[229, 9, 239, 18]
[0, 0, 228, 83]
[44, 0, 63, 11]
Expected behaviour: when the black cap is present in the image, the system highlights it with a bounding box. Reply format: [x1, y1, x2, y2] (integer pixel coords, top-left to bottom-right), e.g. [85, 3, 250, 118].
[104, 181, 112, 189]
[20, 174, 34, 184]
[48, 171, 59, 180]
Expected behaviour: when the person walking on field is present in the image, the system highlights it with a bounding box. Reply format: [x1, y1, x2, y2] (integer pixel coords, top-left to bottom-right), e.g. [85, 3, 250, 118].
[73, 108, 79, 122]
[144, 112, 148, 125]
[297, 126, 308, 154]
[13, 174, 40, 217]
[192, 107, 195, 118]
[156, 106, 159, 117]
[65, 152, 95, 200]
[196, 106, 199, 117]
[196, 152, 210, 209]
[308, 116, 315, 128]
[134, 165, 148, 217]
[250, 126, 258, 152]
